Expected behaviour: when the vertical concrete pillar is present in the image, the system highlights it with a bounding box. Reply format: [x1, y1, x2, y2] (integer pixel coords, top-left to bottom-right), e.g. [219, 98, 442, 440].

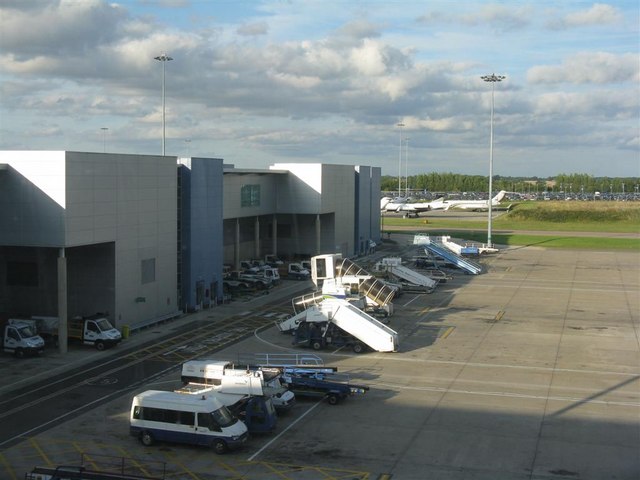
[57, 248, 68, 354]
[315, 214, 321, 255]
[234, 219, 240, 270]
[292, 214, 299, 255]
[254, 216, 260, 259]
[272, 214, 278, 257]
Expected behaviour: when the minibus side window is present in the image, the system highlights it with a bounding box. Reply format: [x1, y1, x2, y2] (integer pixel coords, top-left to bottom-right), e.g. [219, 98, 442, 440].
[178, 411, 195, 426]
[137, 407, 193, 425]
[197, 412, 221, 432]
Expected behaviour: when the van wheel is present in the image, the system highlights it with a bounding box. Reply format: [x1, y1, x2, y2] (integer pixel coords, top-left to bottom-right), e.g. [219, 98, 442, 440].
[327, 393, 340, 405]
[95, 341, 105, 351]
[140, 431, 154, 446]
[14, 349, 25, 359]
[212, 439, 227, 454]
[352, 343, 364, 354]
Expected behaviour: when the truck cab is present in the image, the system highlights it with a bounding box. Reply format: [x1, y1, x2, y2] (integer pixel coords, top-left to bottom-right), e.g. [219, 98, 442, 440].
[71, 315, 122, 350]
[2, 319, 45, 358]
[33, 314, 122, 350]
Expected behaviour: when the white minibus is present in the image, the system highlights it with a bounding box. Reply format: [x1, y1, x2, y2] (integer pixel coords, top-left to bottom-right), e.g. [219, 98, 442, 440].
[130, 390, 248, 454]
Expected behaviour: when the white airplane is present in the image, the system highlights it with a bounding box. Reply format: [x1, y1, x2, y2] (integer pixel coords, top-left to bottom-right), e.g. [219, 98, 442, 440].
[440, 190, 508, 211]
[381, 196, 408, 212]
[395, 197, 446, 217]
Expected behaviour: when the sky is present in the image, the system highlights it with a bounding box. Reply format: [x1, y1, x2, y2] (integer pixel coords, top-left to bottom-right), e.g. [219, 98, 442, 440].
[0, 0, 638, 178]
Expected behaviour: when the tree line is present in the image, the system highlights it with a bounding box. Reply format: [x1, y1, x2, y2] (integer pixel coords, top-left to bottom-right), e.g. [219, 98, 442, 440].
[381, 173, 639, 195]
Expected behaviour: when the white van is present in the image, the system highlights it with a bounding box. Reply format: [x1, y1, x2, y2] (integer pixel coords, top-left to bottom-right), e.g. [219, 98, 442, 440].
[129, 390, 248, 454]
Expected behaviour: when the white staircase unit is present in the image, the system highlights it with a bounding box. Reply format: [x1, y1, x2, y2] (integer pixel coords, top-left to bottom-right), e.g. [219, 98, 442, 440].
[277, 304, 331, 333]
[310, 254, 396, 307]
[378, 257, 437, 289]
[323, 298, 398, 352]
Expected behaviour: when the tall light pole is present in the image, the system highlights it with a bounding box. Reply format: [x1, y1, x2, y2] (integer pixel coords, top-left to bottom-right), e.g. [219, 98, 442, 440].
[396, 122, 404, 197]
[154, 53, 173, 156]
[404, 137, 410, 197]
[101, 127, 108, 153]
[481, 73, 505, 248]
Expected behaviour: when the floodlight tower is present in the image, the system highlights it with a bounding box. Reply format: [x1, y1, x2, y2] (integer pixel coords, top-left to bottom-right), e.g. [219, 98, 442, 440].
[481, 73, 505, 248]
[154, 53, 173, 155]
[396, 122, 404, 197]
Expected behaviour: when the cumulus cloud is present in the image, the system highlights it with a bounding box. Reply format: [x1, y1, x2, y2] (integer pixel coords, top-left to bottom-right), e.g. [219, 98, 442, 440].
[237, 21, 269, 36]
[459, 4, 532, 31]
[336, 19, 382, 40]
[416, 4, 532, 31]
[0, 0, 637, 176]
[547, 3, 623, 30]
[527, 52, 639, 84]
[0, 0, 129, 56]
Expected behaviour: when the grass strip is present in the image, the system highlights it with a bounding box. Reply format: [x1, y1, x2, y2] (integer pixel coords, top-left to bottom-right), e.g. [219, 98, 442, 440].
[383, 229, 640, 251]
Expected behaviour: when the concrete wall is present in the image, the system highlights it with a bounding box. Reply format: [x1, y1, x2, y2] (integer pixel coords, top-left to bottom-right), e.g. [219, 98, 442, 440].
[0, 152, 178, 328]
[179, 157, 224, 310]
[93, 152, 178, 328]
[0, 151, 66, 247]
[269, 163, 358, 257]
[321, 165, 356, 256]
[222, 171, 281, 218]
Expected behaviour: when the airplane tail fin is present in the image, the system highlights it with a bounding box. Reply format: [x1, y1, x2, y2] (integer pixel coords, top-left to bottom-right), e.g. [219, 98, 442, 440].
[493, 190, 507, 202]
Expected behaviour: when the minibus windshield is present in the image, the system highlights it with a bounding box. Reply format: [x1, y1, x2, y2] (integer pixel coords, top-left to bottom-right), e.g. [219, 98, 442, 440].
[211, 406, 236, 428]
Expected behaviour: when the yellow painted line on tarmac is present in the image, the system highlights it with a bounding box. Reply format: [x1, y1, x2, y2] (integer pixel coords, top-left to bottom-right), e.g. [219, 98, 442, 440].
[0, 453, 18, 480]
[163, 450, 205, 480]
[440, 326, 455, 340]
[495, 310, 505, 322]
[114, 445, 158, 479]
[377, 475, 393, 480]
[30, 438, 53, 467]
[217, 461, 248, 479]
[73, 443, 98, 470]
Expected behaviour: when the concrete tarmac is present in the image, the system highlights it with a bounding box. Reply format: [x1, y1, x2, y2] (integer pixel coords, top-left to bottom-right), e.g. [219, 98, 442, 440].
[1, 234, 639, 480]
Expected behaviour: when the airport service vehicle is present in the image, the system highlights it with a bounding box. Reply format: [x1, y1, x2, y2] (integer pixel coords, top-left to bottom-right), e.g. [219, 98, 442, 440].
[281, 371, 369, 405]
[285, 263, 311, 280]
[130, 390, 248, 454]
[252, 267, 280, 285]
[293, 321, 368, 353]
[181, 360, 295, 413]
[227, 270, 272, 290]
[1, 319, 45, 358]
[175, 383, 278, 434]
[278, 297, 399, 353]
[32, 314, 122, 350]
[264, 254, 284, 266]
[276, 262, 311, 280]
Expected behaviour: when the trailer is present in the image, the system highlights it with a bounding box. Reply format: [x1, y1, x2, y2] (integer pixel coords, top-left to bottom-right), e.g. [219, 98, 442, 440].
[281, 372, 369, 405]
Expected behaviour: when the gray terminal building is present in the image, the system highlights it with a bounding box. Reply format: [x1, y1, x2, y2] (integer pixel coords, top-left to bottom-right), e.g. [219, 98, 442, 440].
[0, 151, 381, 331]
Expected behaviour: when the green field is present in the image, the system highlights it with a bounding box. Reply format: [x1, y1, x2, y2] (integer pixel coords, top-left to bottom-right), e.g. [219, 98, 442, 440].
[381, 201, 640, 250]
